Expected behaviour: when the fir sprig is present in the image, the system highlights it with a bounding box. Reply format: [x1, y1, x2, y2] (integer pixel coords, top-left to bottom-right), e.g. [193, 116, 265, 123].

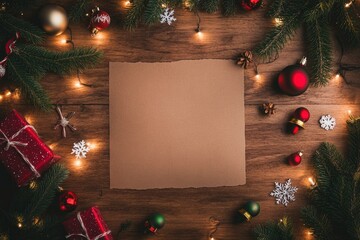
[255, 0, 360, 85]
[254, 217, 294, 240]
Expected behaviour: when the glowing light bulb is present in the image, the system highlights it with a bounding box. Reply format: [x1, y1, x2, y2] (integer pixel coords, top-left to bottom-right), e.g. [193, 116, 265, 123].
[335, 73, 340, 78]
[308, 177, 316, 186]
[307, 231, 313, 235]
[345, 1, 352, 8]
[255, 73, 260, 79]
[161, 3, 167, 8]
[75, 81, 82, 88]
[17, 222, 22, 228]
[25, 116, 33, 124]
[50, 11, 66, 26]
[348, 110, 352, 116]
[29, 181, 37, 190]
[74, 159, 82, 167]
[5, 91, 11, 97]
[274, 18, 283, 26]
[87, 142, 97, 150]
[60, 38, 67, 44]
[0, 95, 3, 101]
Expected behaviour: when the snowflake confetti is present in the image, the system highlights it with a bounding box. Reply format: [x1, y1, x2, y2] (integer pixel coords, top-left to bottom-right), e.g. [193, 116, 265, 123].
[71, 140, 90, 159]
[160, 8, 176, 25]
[270, 179, 298, 206]
[319, 114, 336, 130]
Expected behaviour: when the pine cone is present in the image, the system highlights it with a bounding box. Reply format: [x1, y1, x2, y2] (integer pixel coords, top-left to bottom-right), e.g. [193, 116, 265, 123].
[236, 51, 253, 69]
[262, 103, 276, 115]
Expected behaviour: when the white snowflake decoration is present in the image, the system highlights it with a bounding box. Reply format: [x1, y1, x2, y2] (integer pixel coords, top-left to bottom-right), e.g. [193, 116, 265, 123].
[71, 140, 90, 159]
[270, 179, 298, 207]
[319, 114, 336, 130]
[160, 8, 176, 25]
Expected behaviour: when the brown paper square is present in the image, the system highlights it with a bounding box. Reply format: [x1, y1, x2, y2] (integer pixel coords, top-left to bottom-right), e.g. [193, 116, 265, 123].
[110, 60, 245, 189]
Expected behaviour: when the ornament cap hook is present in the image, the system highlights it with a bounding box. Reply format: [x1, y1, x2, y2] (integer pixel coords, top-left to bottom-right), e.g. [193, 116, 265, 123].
[299, 57, 307, 66]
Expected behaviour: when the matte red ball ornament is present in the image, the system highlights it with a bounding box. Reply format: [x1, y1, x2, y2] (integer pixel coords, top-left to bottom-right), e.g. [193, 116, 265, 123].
[277, 57, 309, 96]
[288, 107, 310, 134]
[90, 9, 111, 35]
[287, 151, 303, 166]
[241, 0, 262, 11]
[58, 190, 78, 212]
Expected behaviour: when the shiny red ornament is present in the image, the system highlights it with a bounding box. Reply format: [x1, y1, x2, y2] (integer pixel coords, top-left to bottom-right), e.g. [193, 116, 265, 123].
[288, 107, 310, 134]
[277, 57, 309, 96]
[287, 151, 303, 166]
[90, 10, 111, 35]
[241, 0, 262, 11]
[58, 190, 78, 212]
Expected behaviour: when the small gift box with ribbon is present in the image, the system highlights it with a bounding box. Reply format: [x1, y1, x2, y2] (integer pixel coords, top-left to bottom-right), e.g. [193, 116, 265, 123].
[0, 110, 60, 187]
[63, 206, 113, 240]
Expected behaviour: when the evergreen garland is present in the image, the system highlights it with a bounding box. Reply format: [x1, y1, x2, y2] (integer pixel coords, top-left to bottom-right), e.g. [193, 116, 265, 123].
[301, 116, 360, 240]
[254, 0, 360, 86]
[0, 13, 102, 111]
[0, 164, 69, 240]
[253, 217, 294, 240]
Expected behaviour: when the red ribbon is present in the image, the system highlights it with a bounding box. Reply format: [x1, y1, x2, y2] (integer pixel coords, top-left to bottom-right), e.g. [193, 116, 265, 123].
[0, 32, 20, 65]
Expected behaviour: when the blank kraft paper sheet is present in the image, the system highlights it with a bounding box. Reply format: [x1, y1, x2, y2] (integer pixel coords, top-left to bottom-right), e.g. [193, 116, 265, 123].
[110, 60, 245, 189]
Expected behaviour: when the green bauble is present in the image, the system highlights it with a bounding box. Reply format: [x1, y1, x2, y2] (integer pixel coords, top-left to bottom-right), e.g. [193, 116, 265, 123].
[244, 201, 260, 217]
[149, 213, 165, 229]
[145, 213, 166, 233]
[238, 201, 260, 222]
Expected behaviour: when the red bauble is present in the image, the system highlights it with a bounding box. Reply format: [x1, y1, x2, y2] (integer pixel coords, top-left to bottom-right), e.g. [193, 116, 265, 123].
[58, 190, 78, 212]
[287, 151, 303, 166]
[277, 58, 309, 96]
[288, 107, 310, 135]
[241, 0, 262, 11]
[90, 10, 111, 34]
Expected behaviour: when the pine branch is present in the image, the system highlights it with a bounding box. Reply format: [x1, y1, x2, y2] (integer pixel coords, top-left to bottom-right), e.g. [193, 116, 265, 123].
[124, 0, 147, 29]
[222, 0, 237, 16]
[23, 164, 68, 219]
[301, 206, 334, 240]
[16, 44, 102, 75]
[332, 0, 360, 48]
[267, 0, 287, 17]
[304, 0, 334, 22]
[305, 17, 332, 86]
[6, 57, 52, 111]
[68, 0, 92, 23]
[254, 14, 302, 61]
[144, 0, 162, 25]
[254, 217, 294, 240]
[200, 0, 220, 13]
[0, 13, 44, 44]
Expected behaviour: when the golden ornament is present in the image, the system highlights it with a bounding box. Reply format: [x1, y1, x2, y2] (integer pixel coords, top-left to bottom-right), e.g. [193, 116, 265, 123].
[38, 4, 68, 36]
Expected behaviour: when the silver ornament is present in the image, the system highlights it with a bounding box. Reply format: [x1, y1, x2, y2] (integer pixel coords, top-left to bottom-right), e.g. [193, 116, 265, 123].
[0, 64, 5, 78]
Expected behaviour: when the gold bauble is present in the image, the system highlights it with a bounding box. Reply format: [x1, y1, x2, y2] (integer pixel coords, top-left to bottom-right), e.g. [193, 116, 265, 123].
[38, 4, 68, 36]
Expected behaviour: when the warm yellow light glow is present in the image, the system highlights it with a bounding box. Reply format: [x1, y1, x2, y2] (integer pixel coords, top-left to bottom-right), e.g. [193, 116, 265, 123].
[255, 74, 260, 79]
[17, 222, 22, 228]
[29, 181, 37, 190]
[60, 38, 67, 44]
[348, 110, 352, 116]
[308, 177, 316, 186]
[5, 91, 11, 97]
[161, 3, 167, 8]
[307, 231, 313, 235]
[87, 142, 97, 150]
[125, 0, 131, 6]
[335, 73, 340, 78]
[0, 95, 3, 101]
[74, 159, 82, 167]
[274, 18, 283, 26]
[74, 81, 82, 88]
[184, 0, 191, 8]
[210, 238, 215, 240]
[345, 1, 353, 8]
[17, 216, 23, 228]
[25, 116, 33, 125]
[50, 11, 66, 26]
[196, 31, 203, 40]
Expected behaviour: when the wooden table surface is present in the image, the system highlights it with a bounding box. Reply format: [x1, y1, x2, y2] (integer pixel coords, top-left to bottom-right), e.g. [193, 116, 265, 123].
[4, 1, 360, 239]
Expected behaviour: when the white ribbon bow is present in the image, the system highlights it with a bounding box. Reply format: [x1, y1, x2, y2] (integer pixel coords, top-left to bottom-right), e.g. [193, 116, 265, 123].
[0, 125, 41, 177]
[65, 212, 111, 240]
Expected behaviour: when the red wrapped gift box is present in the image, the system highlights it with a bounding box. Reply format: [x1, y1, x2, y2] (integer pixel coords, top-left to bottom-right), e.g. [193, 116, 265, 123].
[0, 110, 59, 187]
[63, 206, 113, 240]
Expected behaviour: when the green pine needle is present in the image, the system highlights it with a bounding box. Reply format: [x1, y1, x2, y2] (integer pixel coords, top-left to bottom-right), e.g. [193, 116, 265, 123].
[0, 13, 44, 44]
[144, 0, 162, 25]
[124, 0, 147, 29]
[254, 217, 294, 240]
[222, 0, 238, 16]
[305, 17, 332, 86]
[68, 0, 92, 23]
[201, 0, 220, 13]
[254, 14, 302, 61]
